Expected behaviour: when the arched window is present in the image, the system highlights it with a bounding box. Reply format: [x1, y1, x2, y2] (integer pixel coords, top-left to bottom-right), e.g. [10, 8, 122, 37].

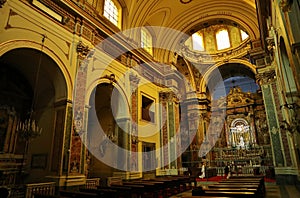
[141, 28, 153, 55]
[103, 0, 121, 27]
[240, 30, 249, 41]
[216, 29, 230, 50]
[192, 32, 204, 51]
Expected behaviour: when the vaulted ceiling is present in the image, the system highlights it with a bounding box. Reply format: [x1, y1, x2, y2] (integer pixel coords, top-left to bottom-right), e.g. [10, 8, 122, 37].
[117, 0, 260, 68]
[123, 0, 259, 39]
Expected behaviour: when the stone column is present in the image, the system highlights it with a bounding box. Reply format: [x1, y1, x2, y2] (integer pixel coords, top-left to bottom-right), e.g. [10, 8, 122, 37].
[52, 41, 92, 187]
[69, 41, 91, 175]
[113, 93, 130, 170]
[185, 96, 201, 167]
[159, 92, 170, 169]
[159, 92, 180, 169]
[256, 69, 298, 183]
[129, 72, 140, 171]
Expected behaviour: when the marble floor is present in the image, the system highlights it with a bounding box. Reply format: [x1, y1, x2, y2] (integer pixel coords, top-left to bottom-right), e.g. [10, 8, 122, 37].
[170, 182, 300, 198]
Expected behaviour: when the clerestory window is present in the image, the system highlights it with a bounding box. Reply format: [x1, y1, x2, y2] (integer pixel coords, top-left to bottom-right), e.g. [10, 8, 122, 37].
[216, 29, 230, 50]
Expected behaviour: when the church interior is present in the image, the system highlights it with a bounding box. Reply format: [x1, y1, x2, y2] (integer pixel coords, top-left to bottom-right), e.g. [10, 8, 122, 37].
[0, 0, 300, 197]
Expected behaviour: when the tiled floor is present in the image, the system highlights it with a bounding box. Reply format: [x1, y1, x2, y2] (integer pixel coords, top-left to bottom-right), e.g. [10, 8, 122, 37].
[170, 182, 300, 198]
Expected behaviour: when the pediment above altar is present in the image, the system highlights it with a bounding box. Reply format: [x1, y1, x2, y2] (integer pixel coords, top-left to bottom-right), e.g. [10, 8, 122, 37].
[226, 86, 254, 107]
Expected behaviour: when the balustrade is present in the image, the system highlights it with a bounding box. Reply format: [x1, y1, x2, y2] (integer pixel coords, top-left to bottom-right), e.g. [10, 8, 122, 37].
[25, 182, 55, 198]
[85, 178, 100, 189]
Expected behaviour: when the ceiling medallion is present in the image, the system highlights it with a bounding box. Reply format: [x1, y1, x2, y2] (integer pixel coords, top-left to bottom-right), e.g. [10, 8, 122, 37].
[180, 0, 192, 4]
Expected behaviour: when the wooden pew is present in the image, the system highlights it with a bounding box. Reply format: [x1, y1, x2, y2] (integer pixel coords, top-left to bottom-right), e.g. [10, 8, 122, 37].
[33, 195, 59, 198]
[168, 175, 194, 192]
[59, 190, 99, 198]
[208, 184, 259, 189]
[221, 176, 265, 195]
[144, 177, 181, 196]
[192, 188, 255, 198]
[80, 187, 130, 198]
[192, 176, 265, 198]
[201, 187, 259, 197]
[124, 180, 165, 197]
[183, 196, 233, 198]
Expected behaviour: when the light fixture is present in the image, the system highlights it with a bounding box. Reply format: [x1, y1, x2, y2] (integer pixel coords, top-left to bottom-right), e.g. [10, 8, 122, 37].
[16, 36, 45, 142]
[16, 35, 45, 184]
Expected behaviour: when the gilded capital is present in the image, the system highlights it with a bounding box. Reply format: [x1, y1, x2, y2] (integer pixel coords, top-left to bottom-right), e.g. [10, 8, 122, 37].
[159, 91, 179, 103]
[256, 70, 276, 85]
[76, 41, 90, 59]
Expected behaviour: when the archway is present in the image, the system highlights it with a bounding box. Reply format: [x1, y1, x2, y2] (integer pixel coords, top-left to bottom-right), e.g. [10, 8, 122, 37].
[202, 62, 273, 174]
[0, 48, 68, 184]
[87, 83, 130, 178]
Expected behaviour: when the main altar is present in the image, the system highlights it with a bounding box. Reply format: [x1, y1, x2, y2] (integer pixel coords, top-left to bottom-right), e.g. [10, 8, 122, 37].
[190, 86, 274, 177]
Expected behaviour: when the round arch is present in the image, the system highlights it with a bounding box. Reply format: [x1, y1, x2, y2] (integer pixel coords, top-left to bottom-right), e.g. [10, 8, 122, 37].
[198, 59, 257, 94]
[0, 43, 71, 181]
[0, 40, 72, 101]
[86, 78, 131, 116]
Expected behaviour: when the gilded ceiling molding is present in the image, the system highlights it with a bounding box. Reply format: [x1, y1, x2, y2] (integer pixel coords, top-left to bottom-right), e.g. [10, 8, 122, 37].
[0, 0, 7, 8]
[179, 41, 251, 64]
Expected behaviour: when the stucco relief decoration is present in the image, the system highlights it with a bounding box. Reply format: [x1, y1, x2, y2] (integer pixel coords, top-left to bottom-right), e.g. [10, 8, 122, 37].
[74, 110, 83, 134]
[76, 41, 90, 59]
[226, 86, 254, 107]
[129, 71, 141, 87]
[280, 0, 293, 12]
[256, 70, 276, 85]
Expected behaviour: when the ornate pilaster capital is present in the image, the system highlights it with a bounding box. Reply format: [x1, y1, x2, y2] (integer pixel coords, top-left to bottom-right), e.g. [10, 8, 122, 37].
[266, 37, 275, 56]
[256, 69, 276, 85]
[280, 0, 293, 12]
[159, 92, 169, 102]
[159, 91, 179, 103]
[76, 41, 91, 59]
[101, 73, 116, 84]
[0, 0, 7, 8]
[129, 72, 140, 85]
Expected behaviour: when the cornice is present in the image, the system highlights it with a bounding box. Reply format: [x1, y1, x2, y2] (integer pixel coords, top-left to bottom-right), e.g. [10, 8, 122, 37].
[179, 40, 251, 64]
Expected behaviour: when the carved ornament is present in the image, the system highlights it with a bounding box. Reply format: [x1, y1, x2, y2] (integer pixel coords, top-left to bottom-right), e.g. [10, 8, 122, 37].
[256, 70, 276, 85]
[0, 0, 7, 8]
[76, 41, 90, 58]
[280, 0, 293, 12]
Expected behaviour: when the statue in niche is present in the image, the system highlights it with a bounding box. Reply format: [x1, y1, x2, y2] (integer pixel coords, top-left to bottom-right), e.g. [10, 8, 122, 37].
[239, 136, 245, 148]
[229, 118, 252, 149]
